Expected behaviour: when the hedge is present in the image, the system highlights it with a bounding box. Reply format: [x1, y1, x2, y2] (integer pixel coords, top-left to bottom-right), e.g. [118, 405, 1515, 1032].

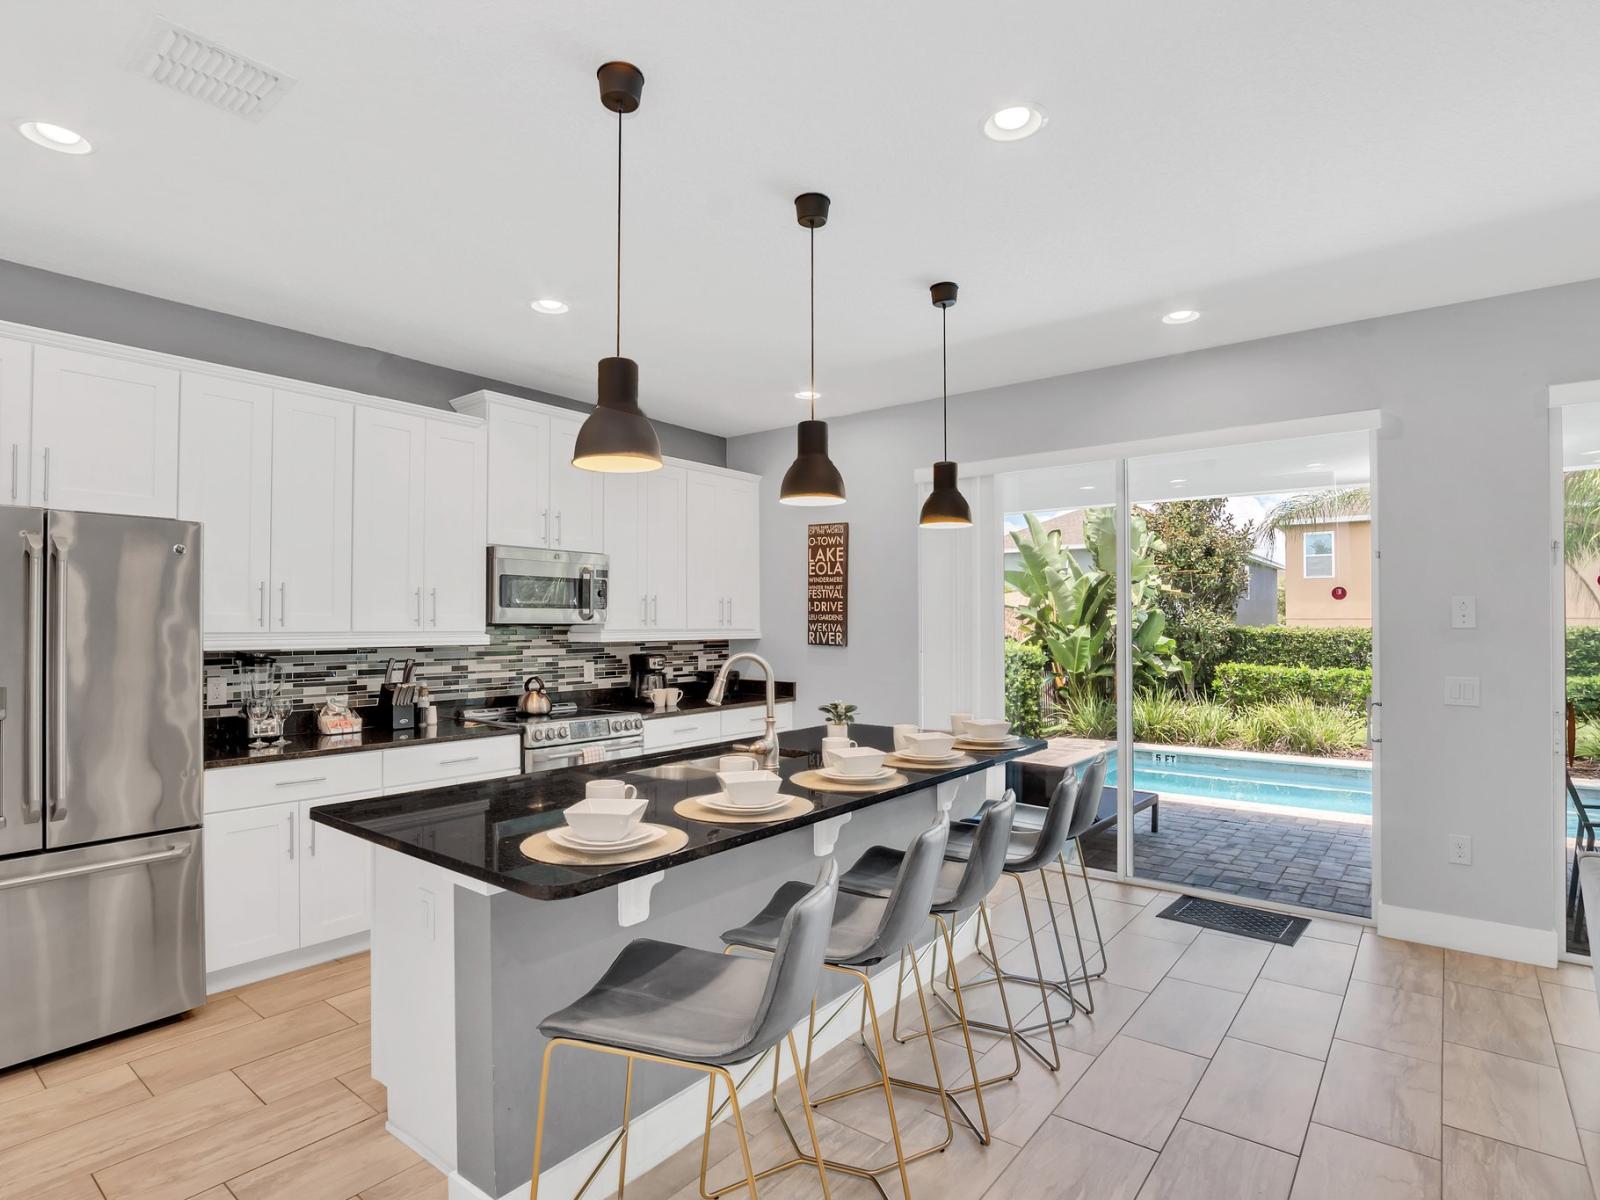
[1004, 641, 1051, 739]
[1227, 626, 1371, 670]
[1570, 628, 1600, 677]
[1570, 674, 1600, 719]
[1214, 662, 1372, 713]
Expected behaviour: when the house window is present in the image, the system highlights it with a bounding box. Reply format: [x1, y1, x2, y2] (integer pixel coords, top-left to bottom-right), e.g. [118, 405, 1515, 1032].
[1303, 531, 1335, 579]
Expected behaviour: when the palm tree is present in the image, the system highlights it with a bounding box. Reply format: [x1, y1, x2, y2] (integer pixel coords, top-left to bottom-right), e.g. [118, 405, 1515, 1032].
[1261, 486, 1370, 534]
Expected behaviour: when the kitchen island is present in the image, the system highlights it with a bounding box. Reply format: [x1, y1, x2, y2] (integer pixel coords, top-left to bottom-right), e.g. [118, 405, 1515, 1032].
[312, 723, 1041, 1200]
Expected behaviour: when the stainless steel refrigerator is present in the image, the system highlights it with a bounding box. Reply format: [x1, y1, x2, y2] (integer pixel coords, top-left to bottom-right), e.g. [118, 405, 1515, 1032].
[0, 506, 204, 1069]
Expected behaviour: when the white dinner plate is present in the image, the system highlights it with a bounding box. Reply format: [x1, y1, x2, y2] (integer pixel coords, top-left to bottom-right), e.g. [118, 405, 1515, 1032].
[961, 736, 1021, 748]
[549, 824, 663, 853]
[895, 750, 964, 765]
[818, 765, 895, 783]
[698, 792, 792, 815]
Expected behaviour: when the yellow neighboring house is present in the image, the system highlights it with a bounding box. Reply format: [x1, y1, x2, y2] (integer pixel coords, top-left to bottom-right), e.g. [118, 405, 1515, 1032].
[1281, 517, 1372, 627]
[1567, 556, 1600, 626]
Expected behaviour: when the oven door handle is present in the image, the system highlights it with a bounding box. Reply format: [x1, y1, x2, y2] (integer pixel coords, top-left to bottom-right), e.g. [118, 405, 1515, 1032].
[577, 566, 594, 622]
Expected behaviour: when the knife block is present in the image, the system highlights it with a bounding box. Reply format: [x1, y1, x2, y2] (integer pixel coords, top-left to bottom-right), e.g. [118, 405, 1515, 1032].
[376, 687, 416, 730]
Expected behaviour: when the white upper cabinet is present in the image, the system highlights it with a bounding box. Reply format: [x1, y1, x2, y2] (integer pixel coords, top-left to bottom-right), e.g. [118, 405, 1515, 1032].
[30, 346, 179, 516]
[721, 477, 760, 636]
[0, 337, 33, 506]
[601, 473, 647, 627]
[351, 406, 427, 634]
[179, 373, 275, 635]
[644, 465, 688, 631]
[685, 470, 723, 630]
[450, 391, 604, 552]
[271, 390, 354, 634]
[684, 472, 760, 636]
[422, 419, 487, 634]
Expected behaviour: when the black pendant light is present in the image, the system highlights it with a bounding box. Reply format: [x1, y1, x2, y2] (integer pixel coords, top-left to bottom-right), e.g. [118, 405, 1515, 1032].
[572, 62, 663, 473]
[919, 281, 972, 528]
[779, 192, 846, 506]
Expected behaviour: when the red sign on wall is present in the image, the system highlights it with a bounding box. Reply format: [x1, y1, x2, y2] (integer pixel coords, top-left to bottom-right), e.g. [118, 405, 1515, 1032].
[1331, 586, 1348, 600]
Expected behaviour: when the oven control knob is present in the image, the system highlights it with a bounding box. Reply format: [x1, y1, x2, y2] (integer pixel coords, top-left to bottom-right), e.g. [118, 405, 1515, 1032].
[531, 727, 545, 742]
[633, 718, 643, 731]
[557, 726, 569, 739]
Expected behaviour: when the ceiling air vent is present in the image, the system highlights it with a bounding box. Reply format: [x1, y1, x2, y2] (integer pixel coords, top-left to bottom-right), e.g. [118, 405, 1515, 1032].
[136, 19, 293, 120]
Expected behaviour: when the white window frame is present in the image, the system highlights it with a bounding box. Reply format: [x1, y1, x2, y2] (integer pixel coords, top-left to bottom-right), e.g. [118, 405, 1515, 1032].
[1303, 529, 1336, 579]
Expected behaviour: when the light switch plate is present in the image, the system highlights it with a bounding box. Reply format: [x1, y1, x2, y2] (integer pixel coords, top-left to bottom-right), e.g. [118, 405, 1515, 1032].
[1451, 596, 1477, 629]
[1445, 676, 1481, 706]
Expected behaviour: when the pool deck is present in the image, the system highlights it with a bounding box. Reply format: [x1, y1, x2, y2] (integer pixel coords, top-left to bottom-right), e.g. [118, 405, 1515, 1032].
[1034, 738, 1374, 918]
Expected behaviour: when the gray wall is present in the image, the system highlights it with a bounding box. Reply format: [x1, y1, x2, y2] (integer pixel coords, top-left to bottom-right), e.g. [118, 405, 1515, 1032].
[729, 277, 1600, 940]
[0, 259, 725, 466]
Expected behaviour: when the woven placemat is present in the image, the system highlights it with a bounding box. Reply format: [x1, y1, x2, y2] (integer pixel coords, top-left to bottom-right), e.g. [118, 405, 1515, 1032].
[674, 794, 815, 824]
[951, 738, 1023, 753]
[883, 752, 977, 771]
[788, 769, 910, 793]
[519, 824, 689, 866]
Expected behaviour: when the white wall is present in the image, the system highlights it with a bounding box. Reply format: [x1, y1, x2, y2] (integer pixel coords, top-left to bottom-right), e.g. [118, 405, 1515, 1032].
[729, 277, 1600, 950]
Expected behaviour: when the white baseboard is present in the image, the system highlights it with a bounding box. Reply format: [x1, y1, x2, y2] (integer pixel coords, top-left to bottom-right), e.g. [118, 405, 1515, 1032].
[452, 917, 984, 1200]
[1376, 902, 1556, 967]
[205, 932, 369, 994]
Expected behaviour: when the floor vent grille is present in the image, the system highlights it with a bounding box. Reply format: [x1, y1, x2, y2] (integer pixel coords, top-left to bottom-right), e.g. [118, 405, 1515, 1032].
[136, 20, 293, 120]
[1156, 895, 1310, 945]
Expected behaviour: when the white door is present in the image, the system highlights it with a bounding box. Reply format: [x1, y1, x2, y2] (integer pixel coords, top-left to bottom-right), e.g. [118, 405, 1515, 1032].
[351, 407, 426, 633]
[299, 800, 372, 946]
[0, 337, 32, 506]
[603, 473, 646, 627]
[485, 402, 550, 547]
[547, 414, 604, 552]
[644, 466, 687, 631]
[722, 477, 759, 634]
[203, 804, 301, 971]
[178, 373, 275, 636]
[30, 347, 180, 516]
[423, 419, 488, 633]
[684, 470, 724, 630]
[271, 390, 353, 633]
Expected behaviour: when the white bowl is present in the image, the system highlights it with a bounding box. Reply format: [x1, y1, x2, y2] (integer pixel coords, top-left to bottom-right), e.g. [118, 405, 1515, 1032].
[564, 795, 647, 843]
[963, 719, 1011, 741]
[904, 731, 957, 758]
[830, 746, 888, 777]
[717, 770, 782, 807]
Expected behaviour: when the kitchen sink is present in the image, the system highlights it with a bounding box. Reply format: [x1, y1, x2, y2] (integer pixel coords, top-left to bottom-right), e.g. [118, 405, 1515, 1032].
[626, 758, 723, 781]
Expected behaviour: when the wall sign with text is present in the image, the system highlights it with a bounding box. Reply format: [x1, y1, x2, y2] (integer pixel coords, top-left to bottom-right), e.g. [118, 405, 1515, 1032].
[807, 522, 848, 646]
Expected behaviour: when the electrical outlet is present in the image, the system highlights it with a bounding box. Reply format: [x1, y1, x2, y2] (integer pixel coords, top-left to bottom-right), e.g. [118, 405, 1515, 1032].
[1447, 834, 1472, 865]
[1451, 595, 1477, 629]
[583, 662, 595, 683]
[206, 675, 230, 707]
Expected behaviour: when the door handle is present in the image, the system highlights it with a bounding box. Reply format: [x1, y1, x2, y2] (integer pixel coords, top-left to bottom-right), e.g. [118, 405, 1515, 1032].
[577, 566, 594, 622]
[1367, 699, 1382, 745]
[288, 810, 296, 860]
[0, 841, 191, 891]
[47, 534, 66, 821]
[21, 531, 42, 823]
[41, 447, 50, 504]
[279, 582, 287, 626]
[258, 580, 266, 628]
[431, 587, 438, 626]
[415, 586, 422, 626]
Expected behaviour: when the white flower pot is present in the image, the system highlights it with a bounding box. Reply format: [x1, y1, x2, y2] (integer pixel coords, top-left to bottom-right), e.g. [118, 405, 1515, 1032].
[826, 722, 849, 739]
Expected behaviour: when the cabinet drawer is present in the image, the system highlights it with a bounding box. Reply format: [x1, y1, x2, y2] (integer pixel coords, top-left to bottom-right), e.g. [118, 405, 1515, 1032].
[205, 753, 384, 815]
[642, 714, 723, 750]
[382, 736, 520, 792]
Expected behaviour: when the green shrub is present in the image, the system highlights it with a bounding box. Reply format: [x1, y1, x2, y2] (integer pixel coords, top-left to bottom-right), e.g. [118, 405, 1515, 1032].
[1570, 628, 1600, 677]
[1233, 698, 1367, 755]
[1004, 640, 1051, 739]
[1227, 626, 1372, 669]
[1569, 674, 1600, 719]
[1168, 609, 1236, 693]
[1213, 663, 1371, 713]
[1132, 692, 1188, 744]
[1578, 720, 1600, 761]
[1051, 691, 1117, 740]
[1180, 699, 1237, 746]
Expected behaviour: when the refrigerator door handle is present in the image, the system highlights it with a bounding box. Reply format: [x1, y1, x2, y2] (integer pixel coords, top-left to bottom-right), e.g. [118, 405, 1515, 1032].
[0, 841, 192, 892]
[47, 534, 67, 821]
[21, 530, 43, 823]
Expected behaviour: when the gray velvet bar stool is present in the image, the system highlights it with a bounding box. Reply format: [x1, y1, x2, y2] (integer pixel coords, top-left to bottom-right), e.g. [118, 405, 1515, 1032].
[836, 792, 1021, 1145]
[719, 821, 954, 1199]
[530, 863, 840, 1200]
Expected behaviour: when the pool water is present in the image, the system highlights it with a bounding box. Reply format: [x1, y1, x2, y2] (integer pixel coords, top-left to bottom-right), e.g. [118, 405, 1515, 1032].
[1095, 748, 1373, 817]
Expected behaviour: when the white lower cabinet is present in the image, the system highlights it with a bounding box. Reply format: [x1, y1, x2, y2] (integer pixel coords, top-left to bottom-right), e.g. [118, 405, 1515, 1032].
[204, 804, 302, 972]
[298, 799, 373, 947]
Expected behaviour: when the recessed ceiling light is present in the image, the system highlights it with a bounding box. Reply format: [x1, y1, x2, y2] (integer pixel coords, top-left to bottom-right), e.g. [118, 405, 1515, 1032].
[1162, 309, 1201, 325]
[795, 390, 821, 401]
[17, 120, 92, 155]
[983, 104, 1046, 142]
[528, 299, 569, 315]
[1169, 478, 1188, 485]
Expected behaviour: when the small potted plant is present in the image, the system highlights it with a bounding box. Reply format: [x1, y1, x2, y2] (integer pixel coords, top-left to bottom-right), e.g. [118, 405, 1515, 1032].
[819, 701, 858, 739]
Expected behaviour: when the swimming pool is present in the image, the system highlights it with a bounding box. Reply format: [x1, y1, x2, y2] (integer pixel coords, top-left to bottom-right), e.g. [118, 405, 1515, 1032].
[1093, 747, 1373, 818]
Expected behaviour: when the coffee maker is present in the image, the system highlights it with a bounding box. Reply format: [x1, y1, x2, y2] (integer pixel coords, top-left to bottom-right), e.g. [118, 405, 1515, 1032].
[629, 653, 666, 702]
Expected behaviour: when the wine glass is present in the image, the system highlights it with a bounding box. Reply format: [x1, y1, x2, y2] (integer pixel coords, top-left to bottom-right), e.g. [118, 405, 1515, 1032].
[271, 698, 292, 746]
[244, 697, 270, 750]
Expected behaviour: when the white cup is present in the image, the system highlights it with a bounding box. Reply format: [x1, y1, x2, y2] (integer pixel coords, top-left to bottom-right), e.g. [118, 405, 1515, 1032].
[949, 712, 972, 737]
[719, 754, 758, 773]
[821, 735, 857, 768]
[893, 723, 919, 751]
[586, 779, 639, 800]
[649, 686, 683, 710]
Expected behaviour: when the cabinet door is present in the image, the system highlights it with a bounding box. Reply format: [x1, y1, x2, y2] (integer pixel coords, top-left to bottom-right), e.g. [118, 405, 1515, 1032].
[299, 800, 372, 946]
[546, 414, 604, 552]
[484, 402, 549, 547]
[602, 473, 647, 627]
[423, 420, 487, 633]
[722, 478, 760, 634]
[271, 390, 353, 633]
[178, 374, 274, 635]
[31, 347, 179, 516]
[0, 337, 32, 506]
[643, 466, 687, 630]
[203, 804, 300, 972]
[684, 470, 724, 630]
[351, 406, 426, 633]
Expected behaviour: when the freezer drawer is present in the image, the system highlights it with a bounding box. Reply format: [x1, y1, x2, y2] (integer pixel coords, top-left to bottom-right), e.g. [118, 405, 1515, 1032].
[0, 828, 204, 1069]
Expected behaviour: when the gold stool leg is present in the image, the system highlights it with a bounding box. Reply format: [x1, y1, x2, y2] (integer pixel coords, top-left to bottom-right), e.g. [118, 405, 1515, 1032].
[529, 1039, 559, 1200]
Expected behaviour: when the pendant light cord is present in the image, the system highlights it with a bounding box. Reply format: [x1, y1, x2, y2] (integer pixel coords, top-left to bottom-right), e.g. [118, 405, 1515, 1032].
[941, 304, 949, 460]
[809, 226, 816, 421]
[615, 108, 623, 358]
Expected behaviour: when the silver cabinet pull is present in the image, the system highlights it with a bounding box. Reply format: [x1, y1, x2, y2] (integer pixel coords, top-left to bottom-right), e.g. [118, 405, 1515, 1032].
[8, 444, 15, 501]
[0, 841, 191, 891]
[279, 582, 286, 626]
[41, 447, 50, 503]
[640, 594, 646, 624]
[542, 509, 549, 544]
[718, 597, 725, 625]
[577, 566, 594, 622]
[555, 511, 562, 544]
[309, 817, 317, 857]
[440, 755, 479, 766]
[414, 586, 422, 626]
[47, 534, 66, 821]
[287, 810, 296, 860]
[21, 531, 42, 823]
[727, 596, 733, 626]
[258, 580, 266, 628]
[651, 594, 658, 624]
[273, 776, 328, 788]
[431, 587, 438, 626]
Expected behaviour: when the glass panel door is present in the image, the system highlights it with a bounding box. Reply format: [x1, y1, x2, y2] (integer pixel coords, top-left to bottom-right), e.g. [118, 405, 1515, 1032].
[1560, 402, 1600, 956]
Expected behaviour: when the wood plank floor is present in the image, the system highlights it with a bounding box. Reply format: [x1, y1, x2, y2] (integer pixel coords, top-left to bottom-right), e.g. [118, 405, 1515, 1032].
[0, 953, 444, 1200]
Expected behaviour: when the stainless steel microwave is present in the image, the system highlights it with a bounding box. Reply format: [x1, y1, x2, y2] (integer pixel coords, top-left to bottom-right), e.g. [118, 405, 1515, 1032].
[488, 546, 608, 625]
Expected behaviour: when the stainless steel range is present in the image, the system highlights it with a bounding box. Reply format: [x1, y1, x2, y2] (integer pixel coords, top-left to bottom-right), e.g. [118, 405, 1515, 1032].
[459, 704, 645, 773]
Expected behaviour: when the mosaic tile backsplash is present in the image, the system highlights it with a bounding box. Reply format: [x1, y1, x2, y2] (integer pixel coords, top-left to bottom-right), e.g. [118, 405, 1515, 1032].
[203, 627, 730, 719]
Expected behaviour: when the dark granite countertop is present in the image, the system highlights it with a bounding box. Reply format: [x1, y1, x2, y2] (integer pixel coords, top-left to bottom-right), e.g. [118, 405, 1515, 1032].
[309, 723, 1042, 901]
[592, 684, 796, 722]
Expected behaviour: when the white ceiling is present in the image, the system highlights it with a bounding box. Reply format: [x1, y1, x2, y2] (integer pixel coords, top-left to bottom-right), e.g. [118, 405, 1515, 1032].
[6, 2, 1600, 437]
